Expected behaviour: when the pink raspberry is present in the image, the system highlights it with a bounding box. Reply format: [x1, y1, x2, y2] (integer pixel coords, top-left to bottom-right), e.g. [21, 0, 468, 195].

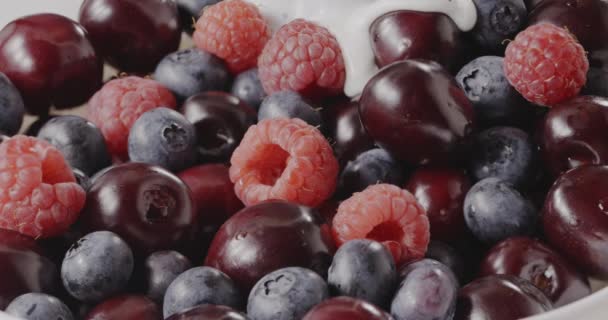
[504, 23, 588, 106]
[193, 0, 271, 74]
[87, 76, 176, 159]
[332, 184, 430, 265]
[229, 118, 339, 207]
[258, 19, 346, 98]
[0, 136, 86, 238]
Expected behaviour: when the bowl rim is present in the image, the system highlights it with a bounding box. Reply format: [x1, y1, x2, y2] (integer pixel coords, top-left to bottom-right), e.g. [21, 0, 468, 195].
[525, 285, 608, 320]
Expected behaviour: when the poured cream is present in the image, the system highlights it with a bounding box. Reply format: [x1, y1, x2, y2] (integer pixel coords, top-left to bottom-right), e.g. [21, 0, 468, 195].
[245, 0, 477, 97]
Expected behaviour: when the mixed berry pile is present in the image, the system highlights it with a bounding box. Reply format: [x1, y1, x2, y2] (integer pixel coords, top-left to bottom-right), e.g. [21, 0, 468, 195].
[0, 0, 608, 319]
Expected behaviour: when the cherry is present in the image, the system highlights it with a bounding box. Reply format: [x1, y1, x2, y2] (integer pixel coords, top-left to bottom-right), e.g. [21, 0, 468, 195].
[85, 295, 161, 320]
[405, 167, 471, 242]
[81, 163, 196, 256]
[181, 92, 257, 163]
[165, 304, 248, 320]
[371, 11, 464, 70]
[543, 165, 608, 279]
[0, 229, 57, 309]
[79, 0, 181, 73]
[205, 200, 334, 293]
[0, 14, 102, 115]
[359, 59, 475, 165]
[302, 297, 393, 320]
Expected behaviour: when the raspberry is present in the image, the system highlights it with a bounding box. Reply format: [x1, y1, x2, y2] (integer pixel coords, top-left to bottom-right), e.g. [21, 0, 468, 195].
[193, 0, 270, 74]
[87, 76, 176, 159]
[504, 23, 588, 106]
[0, 136, 86, 238]
[332, 184, 430, 265]
[229, 118, 339, 207]
[258, 19, 346, 98]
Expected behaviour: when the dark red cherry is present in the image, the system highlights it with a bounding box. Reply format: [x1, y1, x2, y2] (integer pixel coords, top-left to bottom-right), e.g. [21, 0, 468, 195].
[0, 229, 57, 309]
[165, 304, 248, 320]
[454, 275, 552, 320]
[480, 237, 590, 307]
[85, 295, 161, 320]
[205, 200, 334, 293]
[543, 165, 608, 279]
[81, 163, 196, 256]
[181, 92, 256, 163]
[79, 0, 181, 73]
[359, 59, 475, 165]
[405, 167, 471, 242]
[540, 96, 608, 177]
[302, 297, 393, 320]
[0, 14, 102, 115]
[371, 11, 463, 70]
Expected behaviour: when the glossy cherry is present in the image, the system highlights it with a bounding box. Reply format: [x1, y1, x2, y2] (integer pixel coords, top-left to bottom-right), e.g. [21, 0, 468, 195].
[85, 295, 162, 320]
[81, 163, 196, 256]
[181, 92, 257, 163]
[0, 14, 102, 115]
[302, 297, 393, 320]
[205, 200, 335, 292]
[359, 59, 475, 165]
[165, 305, 248, 320]
[543, 165, 608, 279]
[405, 167, 471, 242]
[79, 0, 181, 73]
[371, 11, 463, 70]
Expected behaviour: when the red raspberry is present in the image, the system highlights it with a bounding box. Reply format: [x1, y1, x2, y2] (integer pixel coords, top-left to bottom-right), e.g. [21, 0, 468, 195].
[0, 136, 86, 238]
[193, 0, 270, 74]
[504, 23, 588, 106]
[229, 118, 339, 207]
[332, 184, 430, 265]
[87, 76, 176, 159]
[258, 19, 346, 98]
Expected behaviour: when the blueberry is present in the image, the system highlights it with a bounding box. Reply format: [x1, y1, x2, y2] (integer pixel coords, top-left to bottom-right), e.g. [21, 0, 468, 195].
[469, 126, 536, 187]
[163, 266, 242, 318]
[128, 107, 197, 172]
[37, 115, 112, 176]
[6, 293, 73, 320]
[248, 267, 329, 320]
[231, 68, 266, 110]
[471, 0, 527, 52]
[61, 231, 134, 302]
[464, 177, 537, 244]
[154, 48, 230, 101]
[337, 148, 405, 198]
[391, 259, 458, 320]
[258, 91, 322, 127]
[456, 56, 527, 127]
[327, 239, 397, 308]
[177, 0, 222, 33]
[144, 250, 192, 304]
[425, 241, 467, 284]
[0, 72, 25, 135]
[24, 115, 56, 136]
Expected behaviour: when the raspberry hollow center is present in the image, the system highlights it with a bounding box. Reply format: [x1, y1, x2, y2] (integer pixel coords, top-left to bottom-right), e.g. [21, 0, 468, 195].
[367, 221, 405, 244]
[251, 144, 289, 186]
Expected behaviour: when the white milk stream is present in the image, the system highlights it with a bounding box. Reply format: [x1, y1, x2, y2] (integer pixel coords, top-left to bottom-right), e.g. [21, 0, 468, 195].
[245, 0, 477, 97]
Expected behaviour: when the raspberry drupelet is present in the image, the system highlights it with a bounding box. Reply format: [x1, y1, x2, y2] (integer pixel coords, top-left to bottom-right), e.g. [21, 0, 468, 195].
[229, 118, 339, 207]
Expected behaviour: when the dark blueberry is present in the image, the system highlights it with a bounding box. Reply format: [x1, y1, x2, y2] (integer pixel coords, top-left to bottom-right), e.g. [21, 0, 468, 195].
[469, 126, 536, 187]
[72, 169, 91, 191]
[6, 293, 73, 320]
[128, 107, 197, 172]
[163, 266, 242, 318]
[425, 241, 467, 284]
[24, 116, 56, 136]
[178, 0, 222, 34]
[0, 73, 25, 135]
[37, 115, 111, 176]
[392, 259, 458, 320]
[583, 67, 608, 97]
[154, 48, 231, 101]
[143, 251, 192, 304]
[464, 178, 537, 244]
[231, 68, 266, 111]
[471, 0, 527, 52]
[337, 148, 405, 198]
[61, 231, 134, 302]
[327, 239, 397, 308]
[258, 91, 321, 127]
[248, 267, 329, 320]
[455, 56, 527, 127]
